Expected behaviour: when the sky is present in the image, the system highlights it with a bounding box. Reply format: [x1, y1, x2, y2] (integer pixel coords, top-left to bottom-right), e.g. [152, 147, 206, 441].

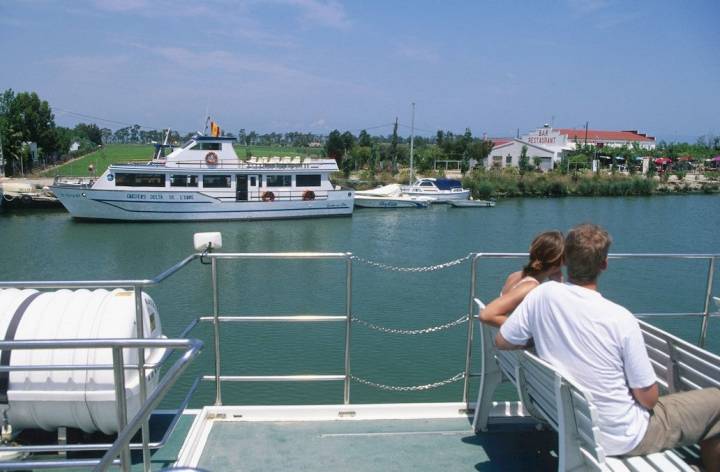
[1, 0, 718, 141]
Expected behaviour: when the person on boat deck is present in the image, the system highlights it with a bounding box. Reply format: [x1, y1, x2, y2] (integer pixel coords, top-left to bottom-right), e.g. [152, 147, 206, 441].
[495, 223, 720, 469]
[479, 230, 564, 328]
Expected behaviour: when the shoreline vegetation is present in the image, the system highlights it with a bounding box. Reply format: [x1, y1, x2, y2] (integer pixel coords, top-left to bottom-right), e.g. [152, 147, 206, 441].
[341, 169, 720, 198]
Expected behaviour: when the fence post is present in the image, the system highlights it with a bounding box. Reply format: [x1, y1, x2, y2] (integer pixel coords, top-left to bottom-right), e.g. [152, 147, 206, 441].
[463, 254, 479, 404]
[699, 256, 716, 348]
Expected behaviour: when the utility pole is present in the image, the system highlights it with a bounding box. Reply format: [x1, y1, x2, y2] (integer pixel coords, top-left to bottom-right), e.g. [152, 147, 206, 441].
[584, 121, 589, 147]
[409, 102, 415, 185]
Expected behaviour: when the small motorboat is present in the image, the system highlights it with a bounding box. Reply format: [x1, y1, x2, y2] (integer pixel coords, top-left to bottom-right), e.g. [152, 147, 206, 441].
[401, 178, 471, 202]
[449, 199, 495, 208]
[355, 184, 432, 208]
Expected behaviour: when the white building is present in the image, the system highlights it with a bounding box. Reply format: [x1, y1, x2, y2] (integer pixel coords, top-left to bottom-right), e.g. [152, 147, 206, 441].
[484, 126, 656, 171]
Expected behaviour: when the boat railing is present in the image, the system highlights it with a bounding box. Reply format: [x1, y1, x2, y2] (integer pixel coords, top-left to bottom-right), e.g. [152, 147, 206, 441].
[0, 337, 202, 472]
[1, 248, 716, 470]
[170, 160, 331, 170]
[52, 176, 96, 187]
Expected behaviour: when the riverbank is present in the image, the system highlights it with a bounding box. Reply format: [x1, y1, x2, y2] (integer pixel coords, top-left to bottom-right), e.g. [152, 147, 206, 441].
[340, 169, 720, 199]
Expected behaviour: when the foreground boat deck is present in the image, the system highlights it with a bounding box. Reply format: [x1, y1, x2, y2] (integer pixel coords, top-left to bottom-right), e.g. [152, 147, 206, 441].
[167, 403, 558, 471]
[196, 417, 557, 471]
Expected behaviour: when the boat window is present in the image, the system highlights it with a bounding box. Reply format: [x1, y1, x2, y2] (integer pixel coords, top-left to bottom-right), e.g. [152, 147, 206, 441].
[203, 175, 231, 188]
[191, 142, 221, 151]
[115, 173, 166, 187]
[266, 175, 292, 187]
[420, 181, 434, 187]
[170, 175, 199, 187]
[295, 174, 321, 187]
[250, 176, 257, 186]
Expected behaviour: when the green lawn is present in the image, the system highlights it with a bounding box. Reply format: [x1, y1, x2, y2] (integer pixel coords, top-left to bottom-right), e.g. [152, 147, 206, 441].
[40, 144, 325, 177]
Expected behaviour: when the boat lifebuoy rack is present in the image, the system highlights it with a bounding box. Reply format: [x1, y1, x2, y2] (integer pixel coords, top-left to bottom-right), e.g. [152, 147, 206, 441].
[205, 152, 219, 166]
[261, 191, 275, 202]
[302, 190, 316, 201]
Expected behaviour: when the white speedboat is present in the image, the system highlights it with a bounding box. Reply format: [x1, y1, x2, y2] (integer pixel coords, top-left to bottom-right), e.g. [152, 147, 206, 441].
[51, 135, 354, 221]
[355, 184, 432, 208]
[401, 178, 470, 202]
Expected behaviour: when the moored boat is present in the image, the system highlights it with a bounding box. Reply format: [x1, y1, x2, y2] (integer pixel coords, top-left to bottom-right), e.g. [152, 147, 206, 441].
[51, 134, 354, 221]
[401, 178, 471, 202]
[355, 184, 432, 208]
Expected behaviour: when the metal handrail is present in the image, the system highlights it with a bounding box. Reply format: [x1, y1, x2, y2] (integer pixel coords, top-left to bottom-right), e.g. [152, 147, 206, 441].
[196, 252, 353, 406]
[0, 338, 202, 472]
[462, 252, 719, 404]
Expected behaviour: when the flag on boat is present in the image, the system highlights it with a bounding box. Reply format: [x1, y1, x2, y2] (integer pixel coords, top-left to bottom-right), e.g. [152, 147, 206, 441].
[210, 121, 221, 137]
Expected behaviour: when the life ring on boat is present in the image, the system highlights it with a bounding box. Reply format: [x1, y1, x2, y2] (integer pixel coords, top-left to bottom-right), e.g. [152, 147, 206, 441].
[302, 190, 316, 201]
[205, 152, 219, 165]
[261, 191, 275, 202]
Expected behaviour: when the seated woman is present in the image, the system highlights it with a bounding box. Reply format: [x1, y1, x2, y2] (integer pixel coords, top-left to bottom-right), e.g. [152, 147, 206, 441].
[480, 230, 564, 328]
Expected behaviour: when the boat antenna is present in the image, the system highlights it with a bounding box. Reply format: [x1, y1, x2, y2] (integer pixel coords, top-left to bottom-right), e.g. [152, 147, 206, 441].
[409, 102, 415, 185]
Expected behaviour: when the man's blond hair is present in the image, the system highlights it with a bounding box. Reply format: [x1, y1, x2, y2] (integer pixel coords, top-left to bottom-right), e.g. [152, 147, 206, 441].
[564, 224, 612, 285]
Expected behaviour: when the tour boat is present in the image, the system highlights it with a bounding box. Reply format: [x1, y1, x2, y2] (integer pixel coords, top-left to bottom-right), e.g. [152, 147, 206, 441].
[401, 178, 471, 202]
[51, 135, 354, 221]
[354, 184, 432, 208]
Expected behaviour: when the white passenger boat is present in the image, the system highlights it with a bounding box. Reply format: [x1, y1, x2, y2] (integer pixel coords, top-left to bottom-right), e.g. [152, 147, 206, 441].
[355, 184, 432, 208]
[401, 178, 471, 202]
[51, 135, 354, 221]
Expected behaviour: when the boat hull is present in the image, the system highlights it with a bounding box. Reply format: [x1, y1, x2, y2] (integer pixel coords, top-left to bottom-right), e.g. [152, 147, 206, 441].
[401, 189, 470, 202]
[354, 196, 430, 208]
[449, 200, 495, 207]
[51, 186, 354, 221]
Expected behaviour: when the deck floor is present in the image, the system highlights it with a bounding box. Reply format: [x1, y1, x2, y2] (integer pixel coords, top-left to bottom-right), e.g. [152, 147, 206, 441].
[198, 418, 558, 471]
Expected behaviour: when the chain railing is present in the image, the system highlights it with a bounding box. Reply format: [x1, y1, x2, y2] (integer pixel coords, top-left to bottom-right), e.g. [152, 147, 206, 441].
[351, 372, 465, 392]
[351, 314, 469, 335]
[349, 254, 473, 272]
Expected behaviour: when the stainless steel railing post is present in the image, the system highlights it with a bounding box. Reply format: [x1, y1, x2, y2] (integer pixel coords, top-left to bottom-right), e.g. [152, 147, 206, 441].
[343, 254, 353, 405]
[462, 254, 479, 404]
[211, 256, 222, 405]
[112, 347, 131, 472]
[134, 286, 151, 472]
[699, 256, 716, 348]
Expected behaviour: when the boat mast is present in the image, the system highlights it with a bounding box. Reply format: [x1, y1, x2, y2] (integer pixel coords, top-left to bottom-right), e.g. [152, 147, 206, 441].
[409, 102, 415, 185]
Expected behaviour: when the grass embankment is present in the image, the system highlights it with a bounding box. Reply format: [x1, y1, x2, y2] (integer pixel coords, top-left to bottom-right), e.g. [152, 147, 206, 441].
[462, 169, 720, 198]
[40, 144, 324, 177]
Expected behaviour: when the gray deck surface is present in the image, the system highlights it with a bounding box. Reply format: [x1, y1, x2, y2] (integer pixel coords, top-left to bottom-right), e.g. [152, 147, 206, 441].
[198, 418, 558, 471]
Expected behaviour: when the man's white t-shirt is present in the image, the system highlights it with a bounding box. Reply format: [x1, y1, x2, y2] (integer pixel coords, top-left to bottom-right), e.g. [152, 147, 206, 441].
[499, 281, 656, 456]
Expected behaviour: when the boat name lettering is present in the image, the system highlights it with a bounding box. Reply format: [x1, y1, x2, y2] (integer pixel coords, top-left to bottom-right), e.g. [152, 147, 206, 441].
[126, 193, 194, 201]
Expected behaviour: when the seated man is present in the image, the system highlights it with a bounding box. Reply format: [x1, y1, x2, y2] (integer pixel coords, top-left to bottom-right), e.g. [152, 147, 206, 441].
[494, 223, 720, 470]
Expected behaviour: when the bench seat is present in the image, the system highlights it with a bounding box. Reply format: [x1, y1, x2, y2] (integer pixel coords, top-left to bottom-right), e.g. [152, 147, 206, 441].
[472, 297, 718, 471]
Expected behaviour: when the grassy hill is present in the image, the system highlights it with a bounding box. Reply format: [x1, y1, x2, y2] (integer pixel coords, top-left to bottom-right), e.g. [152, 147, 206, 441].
[40, 144, 325, 177]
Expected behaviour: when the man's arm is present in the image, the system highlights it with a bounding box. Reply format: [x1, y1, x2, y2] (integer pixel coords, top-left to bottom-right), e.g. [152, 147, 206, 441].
[631, 383, 659, 410]
[623, 318, 659, 410]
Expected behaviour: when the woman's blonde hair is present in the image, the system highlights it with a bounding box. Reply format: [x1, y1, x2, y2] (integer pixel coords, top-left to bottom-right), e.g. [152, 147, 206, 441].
[522, 230, 565, 277]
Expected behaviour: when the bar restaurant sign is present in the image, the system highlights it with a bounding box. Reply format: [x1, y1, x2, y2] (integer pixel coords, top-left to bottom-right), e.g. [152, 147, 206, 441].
[523, 127, 568, 148]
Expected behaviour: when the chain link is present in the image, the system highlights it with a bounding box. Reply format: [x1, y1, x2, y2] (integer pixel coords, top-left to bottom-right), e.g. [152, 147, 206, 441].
[351, 314, 469, 335]
[351, 372, 465, 392]
[349, 253, 473, 272]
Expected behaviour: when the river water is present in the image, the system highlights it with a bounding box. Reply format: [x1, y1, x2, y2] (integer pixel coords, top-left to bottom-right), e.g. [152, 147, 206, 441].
[1, 195, 718, 407]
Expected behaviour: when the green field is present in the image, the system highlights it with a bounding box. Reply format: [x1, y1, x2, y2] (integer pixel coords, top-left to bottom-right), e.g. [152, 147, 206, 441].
[39, 144, 324, 177]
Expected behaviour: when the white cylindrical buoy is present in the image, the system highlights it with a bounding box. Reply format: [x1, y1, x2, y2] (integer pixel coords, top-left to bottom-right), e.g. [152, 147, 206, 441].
[0, 288, 165, 434]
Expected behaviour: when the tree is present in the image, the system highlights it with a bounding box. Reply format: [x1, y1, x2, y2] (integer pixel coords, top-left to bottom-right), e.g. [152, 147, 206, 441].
[74, 123, 102, 146]
[390, 118, 399, 173]
[0, 90, 60, 175]
[358, 129, 371, 147]
[325, 129, 344, 161]
[519, 145, 530, 174]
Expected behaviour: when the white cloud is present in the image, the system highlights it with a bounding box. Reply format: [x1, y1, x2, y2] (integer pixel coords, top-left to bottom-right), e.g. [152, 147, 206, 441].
[281, 0, 349, 29]
[566, 0, 610, 14]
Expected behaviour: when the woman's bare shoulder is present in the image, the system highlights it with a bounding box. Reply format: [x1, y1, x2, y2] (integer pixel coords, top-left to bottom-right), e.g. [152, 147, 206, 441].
[501, 271, 524, 294]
